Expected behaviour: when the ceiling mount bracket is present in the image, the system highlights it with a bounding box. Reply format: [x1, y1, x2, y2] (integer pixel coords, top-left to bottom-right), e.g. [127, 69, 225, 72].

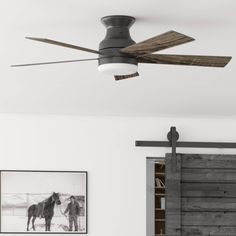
[99, 15, 136, 50]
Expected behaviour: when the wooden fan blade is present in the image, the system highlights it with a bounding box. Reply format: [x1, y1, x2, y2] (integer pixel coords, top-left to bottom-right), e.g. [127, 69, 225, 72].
[114, 72, 139, 81]
[26, 37, 100, 54]
[120, 31, 194, 56]
[138, 54, 232, 67]
[11, 58, 99, 67]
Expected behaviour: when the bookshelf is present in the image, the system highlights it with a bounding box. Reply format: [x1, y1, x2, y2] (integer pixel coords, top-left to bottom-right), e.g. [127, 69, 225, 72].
[155, 162, 165, 235]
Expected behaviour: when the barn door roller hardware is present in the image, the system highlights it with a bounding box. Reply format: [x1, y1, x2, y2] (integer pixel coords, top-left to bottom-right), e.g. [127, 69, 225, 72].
[136, 126, 236, 165]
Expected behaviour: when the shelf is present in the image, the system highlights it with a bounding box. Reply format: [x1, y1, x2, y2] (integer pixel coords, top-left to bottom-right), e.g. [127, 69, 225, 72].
[155, 172, 165, 175]
[155, 163, 165, 236]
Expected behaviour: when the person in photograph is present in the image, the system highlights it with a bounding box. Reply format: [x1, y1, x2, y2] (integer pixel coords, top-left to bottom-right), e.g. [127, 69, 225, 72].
[64, 196, 80, 231]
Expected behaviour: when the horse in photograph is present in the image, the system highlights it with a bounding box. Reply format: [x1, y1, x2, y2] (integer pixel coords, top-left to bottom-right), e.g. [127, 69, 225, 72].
[27, 192, 61, 231]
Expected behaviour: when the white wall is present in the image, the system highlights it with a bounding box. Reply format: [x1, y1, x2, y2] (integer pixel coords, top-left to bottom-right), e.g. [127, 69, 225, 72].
[1, 114, 236, 236]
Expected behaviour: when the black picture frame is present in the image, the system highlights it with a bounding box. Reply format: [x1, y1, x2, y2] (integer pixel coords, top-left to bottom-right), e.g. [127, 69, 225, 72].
[0, 170, 88, 234]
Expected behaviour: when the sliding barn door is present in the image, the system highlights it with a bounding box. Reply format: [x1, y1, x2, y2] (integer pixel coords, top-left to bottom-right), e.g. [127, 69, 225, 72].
[166, 153, 236, 236]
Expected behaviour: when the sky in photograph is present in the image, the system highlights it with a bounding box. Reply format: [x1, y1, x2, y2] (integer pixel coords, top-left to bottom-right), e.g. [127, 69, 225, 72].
[1, 171, 86, 195]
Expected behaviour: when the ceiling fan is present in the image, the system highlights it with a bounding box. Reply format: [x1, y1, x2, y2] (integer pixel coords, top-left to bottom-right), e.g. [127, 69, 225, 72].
[12, 15, 232, 81]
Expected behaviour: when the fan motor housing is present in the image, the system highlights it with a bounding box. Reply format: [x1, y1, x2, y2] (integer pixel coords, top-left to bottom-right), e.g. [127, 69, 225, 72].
[98, 15, 138, 67]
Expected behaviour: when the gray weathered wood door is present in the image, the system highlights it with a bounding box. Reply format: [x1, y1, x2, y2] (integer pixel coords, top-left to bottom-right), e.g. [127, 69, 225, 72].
[166, 153, 236, 236]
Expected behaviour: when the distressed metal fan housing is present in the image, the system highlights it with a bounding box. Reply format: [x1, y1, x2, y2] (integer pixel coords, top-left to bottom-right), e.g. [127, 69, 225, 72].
[12, 15, 232, 81]
[98, 16, 138, 76]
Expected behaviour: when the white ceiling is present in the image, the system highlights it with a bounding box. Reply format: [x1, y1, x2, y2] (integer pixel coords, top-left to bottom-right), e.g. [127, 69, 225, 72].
[0, 0, 235, 117]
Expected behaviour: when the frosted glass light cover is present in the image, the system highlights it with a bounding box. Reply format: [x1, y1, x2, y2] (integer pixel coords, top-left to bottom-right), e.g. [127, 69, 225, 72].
[98, 63, 138, 75]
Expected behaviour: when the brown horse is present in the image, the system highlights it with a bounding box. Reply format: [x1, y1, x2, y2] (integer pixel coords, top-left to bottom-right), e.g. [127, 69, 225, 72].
[27, 192, 61, 231]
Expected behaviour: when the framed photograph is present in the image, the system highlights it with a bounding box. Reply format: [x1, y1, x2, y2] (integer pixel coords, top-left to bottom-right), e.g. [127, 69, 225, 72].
[0, 170, 87, 234]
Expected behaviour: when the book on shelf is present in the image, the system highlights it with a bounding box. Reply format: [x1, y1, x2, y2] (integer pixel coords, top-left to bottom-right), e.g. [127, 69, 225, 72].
[155, 178, 165, 188]
[160, 197, 165, 209]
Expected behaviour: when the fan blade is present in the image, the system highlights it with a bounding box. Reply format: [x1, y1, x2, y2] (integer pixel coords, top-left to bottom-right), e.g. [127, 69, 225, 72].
[120, 31, 194, 55]
[114, 72, 139, 81]
[138, 54, 232, 67]
[26, 37, 100, 55]
[11, 58, 99, 67]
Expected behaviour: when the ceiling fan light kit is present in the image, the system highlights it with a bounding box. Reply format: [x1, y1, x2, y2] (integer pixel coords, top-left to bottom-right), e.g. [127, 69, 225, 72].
[12, 15, 232, 81]
[98, 63, 138, 75]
